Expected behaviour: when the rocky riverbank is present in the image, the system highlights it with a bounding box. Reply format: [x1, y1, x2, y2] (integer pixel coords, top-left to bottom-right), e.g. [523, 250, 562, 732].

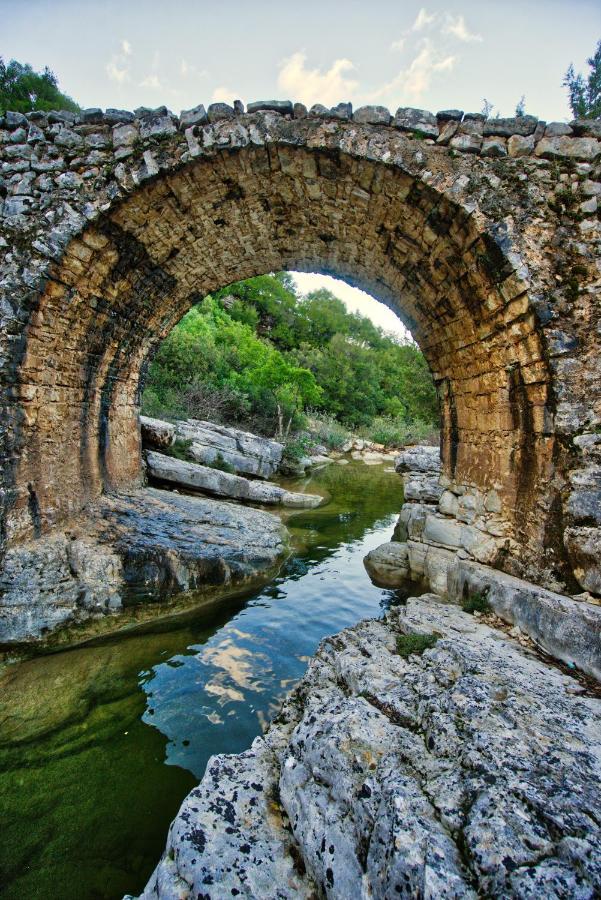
[136, 593, 601, 899]
[0, 487, 287, 650]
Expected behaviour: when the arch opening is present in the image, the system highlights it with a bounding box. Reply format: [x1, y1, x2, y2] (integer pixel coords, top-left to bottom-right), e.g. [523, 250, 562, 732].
[6, 142, 558, 584]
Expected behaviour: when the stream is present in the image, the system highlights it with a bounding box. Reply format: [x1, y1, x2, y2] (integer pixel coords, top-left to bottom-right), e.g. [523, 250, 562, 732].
[0, 460, 407, 899]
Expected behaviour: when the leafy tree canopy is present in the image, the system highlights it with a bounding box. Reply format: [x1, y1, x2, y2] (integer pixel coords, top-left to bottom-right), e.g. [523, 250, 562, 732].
[0, 57, 79, 114]
[143, 275, 439, 438]
[564, 39, 601, 119]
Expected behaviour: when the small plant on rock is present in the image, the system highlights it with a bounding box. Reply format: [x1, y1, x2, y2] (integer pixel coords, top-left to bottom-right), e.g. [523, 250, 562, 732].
[165, 438, 193, 461]
[395, 632, 438, 659]
[461, 592, 491, 615]
[207, 452, 236, 474]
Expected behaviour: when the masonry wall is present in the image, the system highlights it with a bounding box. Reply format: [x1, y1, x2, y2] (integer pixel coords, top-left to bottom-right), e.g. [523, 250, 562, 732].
[0, 100, 599, 593]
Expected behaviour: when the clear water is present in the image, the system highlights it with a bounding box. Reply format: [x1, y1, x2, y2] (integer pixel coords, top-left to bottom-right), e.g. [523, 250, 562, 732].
[0, 461, 406, 899]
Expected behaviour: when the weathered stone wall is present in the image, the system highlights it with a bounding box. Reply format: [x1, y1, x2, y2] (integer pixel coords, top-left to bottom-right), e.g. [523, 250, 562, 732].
[1, 100, 599, 592]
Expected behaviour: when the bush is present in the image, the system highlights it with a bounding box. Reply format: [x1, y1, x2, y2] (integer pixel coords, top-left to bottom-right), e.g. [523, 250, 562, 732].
[207, 452, 236, 474]
[283, 435, 312, 462]
[164, 438, 193, 461]
[396, 632, 439, 659]
[461, 592, 491, 615]
[361, 416, 439, 448]
[306, 412, 351, 450]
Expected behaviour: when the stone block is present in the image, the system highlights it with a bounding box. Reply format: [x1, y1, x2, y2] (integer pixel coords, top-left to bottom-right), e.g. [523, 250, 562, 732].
[353, 105, 391, 125]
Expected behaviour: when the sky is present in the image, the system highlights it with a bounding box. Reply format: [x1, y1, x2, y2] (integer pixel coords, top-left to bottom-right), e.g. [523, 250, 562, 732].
[2, 0, 598, 333]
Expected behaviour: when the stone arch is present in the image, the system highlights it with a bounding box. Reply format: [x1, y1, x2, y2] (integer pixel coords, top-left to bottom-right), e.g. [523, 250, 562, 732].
[1, 103, 599, 593]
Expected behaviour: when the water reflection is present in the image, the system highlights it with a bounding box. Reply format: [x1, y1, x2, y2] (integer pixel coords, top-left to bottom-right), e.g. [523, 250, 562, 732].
[0, 461, 407, 899]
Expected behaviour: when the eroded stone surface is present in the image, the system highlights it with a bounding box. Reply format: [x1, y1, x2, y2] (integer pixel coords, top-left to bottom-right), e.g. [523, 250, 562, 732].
[0, 487, 287, 645]
[146, 450, 323, 508]
[140, 595, 601, 899]
[174, 419, 284, 479]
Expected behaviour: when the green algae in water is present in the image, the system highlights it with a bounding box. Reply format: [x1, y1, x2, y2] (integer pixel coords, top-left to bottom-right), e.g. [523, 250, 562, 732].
[0, 461, 406, 899]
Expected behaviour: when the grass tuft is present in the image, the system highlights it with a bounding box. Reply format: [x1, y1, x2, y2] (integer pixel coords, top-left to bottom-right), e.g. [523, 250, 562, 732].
[395, 632, 438, 659]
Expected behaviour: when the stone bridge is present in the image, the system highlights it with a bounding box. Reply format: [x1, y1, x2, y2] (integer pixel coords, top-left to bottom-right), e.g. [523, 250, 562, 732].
[1, 98, 600, 619]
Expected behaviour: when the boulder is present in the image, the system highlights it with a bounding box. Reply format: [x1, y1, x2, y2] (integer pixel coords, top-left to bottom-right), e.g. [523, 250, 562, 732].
[139, 596, 601, 899]
[363, 541, 409, 586]
[448, 559, 601, 681]
[174, 419, 284, 478]
[146, 451, 323, 508]
[0, 487, 287, 646]
[140, 415, 175, 449]
[395, 445, 441, 474]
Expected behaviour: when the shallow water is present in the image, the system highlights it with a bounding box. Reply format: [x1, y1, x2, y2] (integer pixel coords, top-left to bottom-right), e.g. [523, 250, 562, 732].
[0, 461, 406, 899]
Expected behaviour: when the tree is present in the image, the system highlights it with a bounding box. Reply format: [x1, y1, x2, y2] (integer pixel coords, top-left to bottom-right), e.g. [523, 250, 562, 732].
[0, 57, 79, 114]
[564, 39, 601, 119]
[515, 95, 526, 117]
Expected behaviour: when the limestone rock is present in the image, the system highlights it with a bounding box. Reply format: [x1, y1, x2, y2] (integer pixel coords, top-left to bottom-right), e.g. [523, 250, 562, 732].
[395, 445, 441, 474]
[535, 135, 600, 161]
[363, 541, 409, 585]
[139, 596, 601, 899]
[140, 415, 175, 449]
[246, 100, 293, 116]
[146, 451, 323, 508]
[482, 115, 538, 137]
[392, 107, 438, 137]
[0, 487, 287, 645]
[448, 559, 601, 680]
[402, 472, 443, 503]
[174, 419, 283, 479]
[353, 105, 391, 125]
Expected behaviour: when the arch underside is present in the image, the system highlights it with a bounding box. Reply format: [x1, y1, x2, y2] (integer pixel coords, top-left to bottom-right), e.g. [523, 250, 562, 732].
[10, 144, 555, 580]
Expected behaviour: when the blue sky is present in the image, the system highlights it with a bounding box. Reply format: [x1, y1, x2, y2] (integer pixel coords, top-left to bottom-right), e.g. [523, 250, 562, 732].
[3, 1, 598, 122]
[2, 1, 598, 335]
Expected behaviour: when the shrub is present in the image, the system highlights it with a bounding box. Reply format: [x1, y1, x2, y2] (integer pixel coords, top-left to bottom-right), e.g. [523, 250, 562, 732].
[165, 438, 193, 461]
[207, 452, 236, 474]
[307, 412, 351, 450]
[283, 435, 313, 462]
[362, 416, 439, 448]
[395, 632, 438, 659]
[461, 592, 491, 615]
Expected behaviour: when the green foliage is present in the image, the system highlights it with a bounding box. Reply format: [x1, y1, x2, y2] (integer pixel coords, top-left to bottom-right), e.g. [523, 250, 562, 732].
[283, 435, 313, 462]
[395, 632, 438, 659]
[564, 40, 601, 119]
[515, 95, 526, 116]
[362, 415, 437, 448]
[307, 413, 351, 450]
[207, 453, 236, 474]
[0, 57, 79, 114]
[142, 275, 439, 439]
[165, 438, 193, 461]
[461, 592, 491, 615]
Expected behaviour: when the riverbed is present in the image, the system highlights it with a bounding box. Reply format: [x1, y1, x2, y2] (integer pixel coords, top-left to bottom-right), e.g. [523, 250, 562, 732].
[0, 461, 406, 899]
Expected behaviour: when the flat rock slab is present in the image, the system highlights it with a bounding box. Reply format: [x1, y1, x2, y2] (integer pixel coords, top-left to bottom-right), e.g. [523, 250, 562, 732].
[0, 487, 287, 645]
[175, 419, 284, 479]
[146, 450, 323, 509]
[139, 595, 601, 899]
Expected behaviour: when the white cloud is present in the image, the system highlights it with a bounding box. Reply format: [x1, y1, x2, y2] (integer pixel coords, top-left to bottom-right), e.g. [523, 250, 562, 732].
[444, 14, 482, 42]
[277, 52, 358, 108]
[372, 39, 455, 104]
[139, 74, 162, 90]
[211, 85, 239, 103]
[106, 40, 132, 83]
[412, 8, 436, 31]
[291, 272, 411, 340]
[180, 59, 208, 80]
